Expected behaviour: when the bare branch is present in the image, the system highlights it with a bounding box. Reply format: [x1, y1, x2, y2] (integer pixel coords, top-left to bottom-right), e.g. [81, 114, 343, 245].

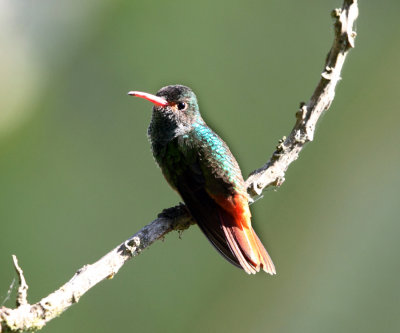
[246, 0, 358, 196]
[12, 256, 28, 308]
[0, 1, 358, 331]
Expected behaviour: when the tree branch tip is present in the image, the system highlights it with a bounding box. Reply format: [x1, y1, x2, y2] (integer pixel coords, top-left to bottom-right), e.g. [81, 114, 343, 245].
[11, 256, 29, 308]
[337, 0, 359, 49]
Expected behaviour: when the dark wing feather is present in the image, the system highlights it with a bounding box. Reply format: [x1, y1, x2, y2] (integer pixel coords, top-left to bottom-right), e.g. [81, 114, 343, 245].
[176, 170, 242, 269]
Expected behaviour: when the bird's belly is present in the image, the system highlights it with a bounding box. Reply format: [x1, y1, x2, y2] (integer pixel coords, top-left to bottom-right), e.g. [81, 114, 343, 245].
[157, 141, 191, 191]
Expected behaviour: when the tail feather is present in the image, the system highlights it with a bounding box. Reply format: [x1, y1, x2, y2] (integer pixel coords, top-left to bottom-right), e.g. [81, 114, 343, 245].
[213, 193, 276, 275]
[221, 219, 258, 274]
[252, 230, 276, 275]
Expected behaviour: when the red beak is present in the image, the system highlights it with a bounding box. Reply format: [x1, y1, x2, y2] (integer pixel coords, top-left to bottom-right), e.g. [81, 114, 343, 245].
[128, 91, 169, 107]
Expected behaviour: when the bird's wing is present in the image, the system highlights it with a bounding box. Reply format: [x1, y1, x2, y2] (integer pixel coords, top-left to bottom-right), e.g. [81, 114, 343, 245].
[176, 167, 242, 269]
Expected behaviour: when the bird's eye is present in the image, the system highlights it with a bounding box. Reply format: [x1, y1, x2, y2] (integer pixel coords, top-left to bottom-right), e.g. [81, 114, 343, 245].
[177, 102, 187, 111]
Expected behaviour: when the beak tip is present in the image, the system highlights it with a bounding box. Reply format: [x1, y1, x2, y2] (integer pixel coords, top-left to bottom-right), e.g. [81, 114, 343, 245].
[127, 90, 168, 107]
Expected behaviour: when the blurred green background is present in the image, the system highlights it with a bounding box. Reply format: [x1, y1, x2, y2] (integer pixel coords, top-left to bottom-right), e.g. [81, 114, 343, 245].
[1, 0, 399, 332]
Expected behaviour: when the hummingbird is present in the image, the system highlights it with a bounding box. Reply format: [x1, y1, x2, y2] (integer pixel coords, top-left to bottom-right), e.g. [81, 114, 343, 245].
[128, 85, 275, 275]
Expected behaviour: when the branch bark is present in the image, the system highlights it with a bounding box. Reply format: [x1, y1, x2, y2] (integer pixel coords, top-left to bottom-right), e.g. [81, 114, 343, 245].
[0, 1, 358, 331]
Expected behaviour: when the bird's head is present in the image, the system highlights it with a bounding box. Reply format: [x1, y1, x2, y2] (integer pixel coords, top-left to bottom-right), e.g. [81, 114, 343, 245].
[128, 85, 202, 127]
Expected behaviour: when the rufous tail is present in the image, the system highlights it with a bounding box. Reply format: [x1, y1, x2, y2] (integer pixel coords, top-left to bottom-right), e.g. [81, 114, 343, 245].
[214, 193, 276, 275]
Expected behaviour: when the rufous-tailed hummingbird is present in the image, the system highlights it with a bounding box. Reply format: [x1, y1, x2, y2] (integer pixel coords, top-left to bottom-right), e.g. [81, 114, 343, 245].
[128, 85, 275, 275]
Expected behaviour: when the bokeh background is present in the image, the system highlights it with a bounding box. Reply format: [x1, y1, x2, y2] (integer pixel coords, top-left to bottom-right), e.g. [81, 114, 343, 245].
[1, 1, 399, 332]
